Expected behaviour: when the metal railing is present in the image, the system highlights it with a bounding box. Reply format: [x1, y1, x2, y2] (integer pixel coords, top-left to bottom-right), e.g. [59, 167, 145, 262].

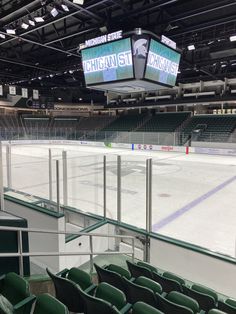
[0, 226, 135, 276]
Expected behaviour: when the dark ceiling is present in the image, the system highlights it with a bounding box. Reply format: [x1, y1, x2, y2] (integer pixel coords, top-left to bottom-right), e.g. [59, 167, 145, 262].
[1, 0, 236, 90]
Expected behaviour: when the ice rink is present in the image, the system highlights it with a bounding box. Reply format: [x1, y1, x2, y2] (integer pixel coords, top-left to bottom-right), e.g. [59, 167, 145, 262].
[4, 143, 236, 258]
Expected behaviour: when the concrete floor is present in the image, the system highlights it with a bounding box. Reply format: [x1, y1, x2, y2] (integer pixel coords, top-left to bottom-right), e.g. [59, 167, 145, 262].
[4, 144, 236, 258]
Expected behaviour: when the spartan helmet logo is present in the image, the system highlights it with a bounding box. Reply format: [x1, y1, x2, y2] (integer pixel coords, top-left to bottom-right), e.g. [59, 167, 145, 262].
[133, 39, 148, 57]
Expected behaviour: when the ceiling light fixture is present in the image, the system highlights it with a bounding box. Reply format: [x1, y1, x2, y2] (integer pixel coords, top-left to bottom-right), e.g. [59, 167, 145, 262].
[50, 8, 59, 17]
[34, 16, 44, 22]
[6, 29, 16, 35]
[61, 4, 69, 11]
[230, 35, 236, 42]
[73, 0, 84, 4]
[187, 44, 195, 51]
[0, 34, 6, 39]
[28, 19, 35, 26]
[21, 22, 29, 29]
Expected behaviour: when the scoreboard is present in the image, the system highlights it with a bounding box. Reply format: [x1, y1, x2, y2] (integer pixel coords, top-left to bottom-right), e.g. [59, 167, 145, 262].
[81, 31, 181, 93]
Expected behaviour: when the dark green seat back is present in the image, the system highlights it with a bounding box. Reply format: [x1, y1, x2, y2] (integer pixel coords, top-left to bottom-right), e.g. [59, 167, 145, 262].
[95, 282, 126, 311]
[81, 289, 120, 314]
[0, 272, 30, 305]
[182, 284, 215, 312]
[152, 271, 182, 293]
[218, 299, 236, 314]
[94, 264, 126, 294]
[162, 271, 185, 285]
[167, 291, 199, 313]
[133, 301, 164, 314]
[106, 264, 131, 279]
[226, 298, 236, 308]
[191, 284, 218, 303]
[67, 267, 92, 291]
[34, 293, 69, 314]
[46, 268, 84, 313]
[123, 277, 156, 308]
[156, 293, 194, 314]
[137, 262, 158, 273]
[126, 261, 153, 280]
[135, 276, 162, 294]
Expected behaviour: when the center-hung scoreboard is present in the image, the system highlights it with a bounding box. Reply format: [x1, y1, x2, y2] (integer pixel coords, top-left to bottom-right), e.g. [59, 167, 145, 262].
[81, 30, 181, 93]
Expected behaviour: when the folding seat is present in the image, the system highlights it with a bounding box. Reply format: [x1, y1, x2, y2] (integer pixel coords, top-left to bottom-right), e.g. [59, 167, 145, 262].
[105, 264, 131, 279]
[122, 277, 157, 308]
[218, 298, 236, 314]
[94, 264, 127, 294]
[0, 272, 36, 314]
[182, 284, 216, 312]
[191, 284, 218, 304]
[166, 291, 200, 313]
[162, 271, 185, 285]
[33, 293, 69, 314]
[134, 276, 162, 294]
[126, 260, 153, 279]
[155, 292, 194, 314]
[136, 261, 158, 273]
[132, 301, 164, 314]
[58, 267, 96, 293]
[152, 271, 182, 293]
[46, 268, 85, 313]
[94, 282, 131, 313]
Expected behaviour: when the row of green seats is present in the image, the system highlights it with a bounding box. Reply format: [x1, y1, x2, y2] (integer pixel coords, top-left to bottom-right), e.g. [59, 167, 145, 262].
[95, 261, 236, 314]
[0, 272, 68, 314]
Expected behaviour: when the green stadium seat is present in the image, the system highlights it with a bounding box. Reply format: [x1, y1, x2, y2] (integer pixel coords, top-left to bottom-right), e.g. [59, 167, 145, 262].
[126, 260, 153, 279]
[0, 272, 35, 314]
[94, 264, 127, 294]
[33, 293, 69, 314]
[155, 292, 194, 314]
[122, 277, 157, 308]
[137, 261, 159, 273]
[132, 301, 164, 314]
[152, 271, 182, 293]
[162, 271, 185, 285]
[182, 284, 216, 312]
[95, 282, 131, 312]
[134, 276, 162, 294]
[106, 264, 131, 279]
[46, 268, 85, 313]
[59, 267, 96, 293]
[191, 283, 218, 303]
[166, 291, 200, 313]
[218, 298, 236, 314]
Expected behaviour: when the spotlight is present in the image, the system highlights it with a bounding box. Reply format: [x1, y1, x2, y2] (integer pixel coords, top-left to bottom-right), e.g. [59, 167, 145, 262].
[50, 8, 59, 17]
[73, 0, 84, 4]
[0, 34, 6, 39]
[230, 35, 236, 42]
[61, 4, 69, 11]
[187, 44, 195, 51]
[21, 22, 29, 29]
[34, 17, 44, 22]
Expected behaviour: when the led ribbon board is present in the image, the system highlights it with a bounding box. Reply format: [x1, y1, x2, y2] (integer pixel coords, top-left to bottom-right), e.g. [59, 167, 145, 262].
[82, 38, 133, 85]
[145, 39, 180, 87]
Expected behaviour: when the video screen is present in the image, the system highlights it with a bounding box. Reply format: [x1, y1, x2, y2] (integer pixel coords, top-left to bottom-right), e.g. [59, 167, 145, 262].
[82, 38, 134, 85]
[145, 39, 180, 87]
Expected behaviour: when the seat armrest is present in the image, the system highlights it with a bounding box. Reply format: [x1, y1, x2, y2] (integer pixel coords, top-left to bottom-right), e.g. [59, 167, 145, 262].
[85, 283, 97, 295]
[119, 303, 132, 314]
[13, 295, 36, 313]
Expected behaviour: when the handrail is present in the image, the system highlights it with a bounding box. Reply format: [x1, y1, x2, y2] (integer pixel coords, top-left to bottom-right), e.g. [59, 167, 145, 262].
[0, 226, 135, 276]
